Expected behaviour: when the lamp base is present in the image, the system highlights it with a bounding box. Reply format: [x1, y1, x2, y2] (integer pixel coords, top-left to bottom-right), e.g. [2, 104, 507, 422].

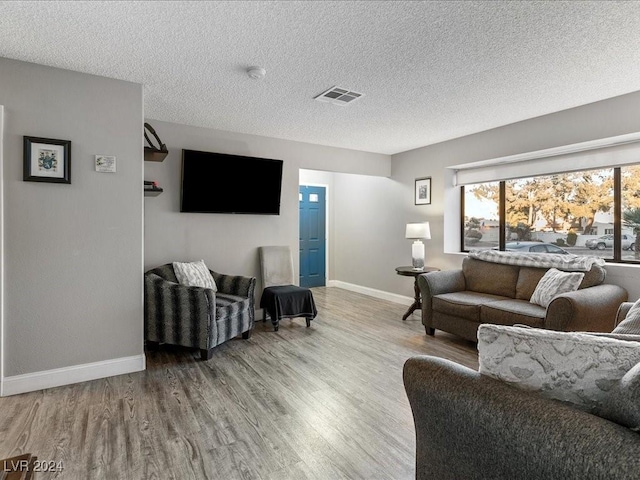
[411, 240, 425, 270]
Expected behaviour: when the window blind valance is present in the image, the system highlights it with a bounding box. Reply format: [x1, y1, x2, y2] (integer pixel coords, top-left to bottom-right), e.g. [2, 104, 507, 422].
[451, 132, 640, 186]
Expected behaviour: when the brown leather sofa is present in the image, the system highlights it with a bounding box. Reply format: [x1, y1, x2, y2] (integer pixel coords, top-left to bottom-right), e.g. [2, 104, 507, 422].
[418, 256, 627, 341]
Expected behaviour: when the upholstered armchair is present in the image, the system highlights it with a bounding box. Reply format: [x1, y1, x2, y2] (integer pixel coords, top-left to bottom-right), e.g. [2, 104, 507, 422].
[403, 304, 640, 479]
[144, 263, 256, 360]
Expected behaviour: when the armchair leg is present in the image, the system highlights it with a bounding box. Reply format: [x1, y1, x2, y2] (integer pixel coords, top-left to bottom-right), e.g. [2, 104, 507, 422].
[425, 327, 435, 336]
[200, 348, 213, 361]
[306, 318, 311, 327]
[242, 329, 252, 339]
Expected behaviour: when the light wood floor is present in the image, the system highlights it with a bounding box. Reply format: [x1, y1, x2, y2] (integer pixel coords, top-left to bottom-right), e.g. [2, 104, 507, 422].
[0, 287, 478, 480]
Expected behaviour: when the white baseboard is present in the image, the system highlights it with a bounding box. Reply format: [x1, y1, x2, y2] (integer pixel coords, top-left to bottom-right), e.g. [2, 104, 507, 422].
[2, 354, 146, 397]
[327, 280, 413, 306]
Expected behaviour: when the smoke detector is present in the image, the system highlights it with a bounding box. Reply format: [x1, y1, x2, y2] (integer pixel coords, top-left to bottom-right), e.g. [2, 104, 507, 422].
[314, 86, 364, 106]
[247, 66, 266, 80]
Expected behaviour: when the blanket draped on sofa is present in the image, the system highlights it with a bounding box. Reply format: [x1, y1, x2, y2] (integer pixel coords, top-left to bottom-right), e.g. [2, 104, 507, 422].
[469, 250, 605, 271]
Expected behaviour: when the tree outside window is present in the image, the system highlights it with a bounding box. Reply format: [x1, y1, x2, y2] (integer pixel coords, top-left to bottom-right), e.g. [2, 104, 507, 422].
[462, 164, 640, 263]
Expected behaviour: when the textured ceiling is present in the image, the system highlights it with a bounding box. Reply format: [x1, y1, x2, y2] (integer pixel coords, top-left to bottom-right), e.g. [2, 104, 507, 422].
[2, 1, 640, 155]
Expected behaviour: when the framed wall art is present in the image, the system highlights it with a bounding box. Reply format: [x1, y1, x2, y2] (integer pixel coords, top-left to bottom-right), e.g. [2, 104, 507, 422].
[23, 136, 71, 184]
[415, 177, 431, 205]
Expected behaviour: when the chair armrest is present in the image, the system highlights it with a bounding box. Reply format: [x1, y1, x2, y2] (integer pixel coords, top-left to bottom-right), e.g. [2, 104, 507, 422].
[545, 284, 628, 332]
[403, 355, 640, 480]
[144, 273, 216, 350]
[418, 269, 466, 297]
[418, 270, 465, 326]
[211, 271, 256, 298]
[616, 302, 635, 327]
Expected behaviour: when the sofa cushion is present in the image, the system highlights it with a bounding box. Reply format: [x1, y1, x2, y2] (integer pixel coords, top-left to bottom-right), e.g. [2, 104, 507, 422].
[579, 263, 606, 288]
[462, 258, 519, 298]
[516, 264, 606, 301]
[613, 298, 640, 335]
[515, 267, 547, 300]
[530, 268, 584, 308]
[599, 362, 640, 431]
[433, 291, 510, 322]
[478, 324, 640, 418]
[215, 293, 250, 321]
[480, 299, 546, 327]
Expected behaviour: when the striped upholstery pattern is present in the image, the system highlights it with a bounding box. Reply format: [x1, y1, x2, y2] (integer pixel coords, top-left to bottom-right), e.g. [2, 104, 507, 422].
[144, 263, 255, 352]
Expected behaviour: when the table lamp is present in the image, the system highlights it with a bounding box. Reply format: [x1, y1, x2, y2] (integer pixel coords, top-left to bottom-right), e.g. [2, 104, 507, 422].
[406, 222, 431, 270]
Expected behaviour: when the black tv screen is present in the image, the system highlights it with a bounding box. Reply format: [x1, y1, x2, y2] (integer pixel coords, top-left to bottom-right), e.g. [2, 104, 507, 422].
[181, 149, 284, 215]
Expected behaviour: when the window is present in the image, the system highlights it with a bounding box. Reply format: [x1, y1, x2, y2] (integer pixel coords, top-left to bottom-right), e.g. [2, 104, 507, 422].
[462, 182, 499, 251]
[622, 164, 640, 261]
[462, 166, 639, 263]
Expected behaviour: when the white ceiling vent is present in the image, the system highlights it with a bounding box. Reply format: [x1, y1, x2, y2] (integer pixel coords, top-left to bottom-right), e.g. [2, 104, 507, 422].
[314, 86, 364, 106]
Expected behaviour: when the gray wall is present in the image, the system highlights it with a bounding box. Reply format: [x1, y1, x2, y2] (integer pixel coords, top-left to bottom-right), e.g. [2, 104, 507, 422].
[333, 91, 640, 300]
[333, 172, 412, 295]
[143, 120, 390, 296]
[1, 58, 143, 376]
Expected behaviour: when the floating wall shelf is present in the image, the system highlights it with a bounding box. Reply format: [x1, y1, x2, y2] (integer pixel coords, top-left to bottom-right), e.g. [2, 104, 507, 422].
[144, 147, 168, 162]
[144, 188, 163, 197]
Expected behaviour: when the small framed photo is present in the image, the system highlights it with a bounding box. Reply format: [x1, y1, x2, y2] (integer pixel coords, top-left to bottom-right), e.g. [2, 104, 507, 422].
[415, 177, 431, 205]
[23, 136, 71, 184]
[95, 155, 116, 173]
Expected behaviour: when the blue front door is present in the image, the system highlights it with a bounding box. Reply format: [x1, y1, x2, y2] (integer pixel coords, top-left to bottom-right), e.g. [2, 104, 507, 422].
[299, 185, 326, 288]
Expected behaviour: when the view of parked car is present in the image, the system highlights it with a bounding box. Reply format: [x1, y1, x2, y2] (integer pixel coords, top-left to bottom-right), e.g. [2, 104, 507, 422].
[493, 242, 570, 254]
[585, 234, 635, 250]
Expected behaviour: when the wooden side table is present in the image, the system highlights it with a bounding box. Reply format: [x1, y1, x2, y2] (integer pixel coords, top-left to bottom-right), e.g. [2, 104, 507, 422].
[396, 266, 440, 320]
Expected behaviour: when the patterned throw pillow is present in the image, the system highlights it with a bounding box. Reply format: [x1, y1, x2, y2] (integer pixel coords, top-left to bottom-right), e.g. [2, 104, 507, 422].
[478, 324, 640, 420]
[172, 260, 217, 291]
[613, 298, 640, 335]
[529, 268, 585, 308]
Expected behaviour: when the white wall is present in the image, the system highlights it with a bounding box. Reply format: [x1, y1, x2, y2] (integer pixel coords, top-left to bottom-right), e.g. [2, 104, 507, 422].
[0, 58, 144, 387]
[143, 120, 390, 299]
[332, 90, 640, 300]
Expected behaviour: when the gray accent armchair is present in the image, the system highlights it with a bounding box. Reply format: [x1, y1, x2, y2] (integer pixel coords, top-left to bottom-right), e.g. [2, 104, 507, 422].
[403, 304, 640, 479]
[403, 355, 640, 480]
[144, 263, 256, 360]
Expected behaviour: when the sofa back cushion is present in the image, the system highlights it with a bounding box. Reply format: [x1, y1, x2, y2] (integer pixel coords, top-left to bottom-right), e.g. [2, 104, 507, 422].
[515, 263, 606, 300]
[579, 263, 606, 289]
[146, 263, 179, 283]
[462, 257, 519, 298]
[515, 267, 547, 300]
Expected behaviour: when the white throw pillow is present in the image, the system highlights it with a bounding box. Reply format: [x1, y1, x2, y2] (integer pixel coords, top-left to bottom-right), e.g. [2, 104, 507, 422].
[172, 260, 217, 291]
[529, 268, 584, 308]
[478, 324, 640, 416]
[613, 298, 640, 335]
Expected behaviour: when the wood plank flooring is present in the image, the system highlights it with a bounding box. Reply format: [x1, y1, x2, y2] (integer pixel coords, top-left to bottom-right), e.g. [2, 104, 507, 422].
[0, 287, 478, 479]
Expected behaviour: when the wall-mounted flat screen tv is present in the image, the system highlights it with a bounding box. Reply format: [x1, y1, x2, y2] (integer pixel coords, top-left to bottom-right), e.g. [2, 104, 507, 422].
[181, 149, 284, 215]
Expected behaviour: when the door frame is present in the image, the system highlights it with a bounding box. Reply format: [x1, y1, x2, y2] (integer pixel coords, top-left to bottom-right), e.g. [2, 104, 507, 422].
[299, 182, 329, 285]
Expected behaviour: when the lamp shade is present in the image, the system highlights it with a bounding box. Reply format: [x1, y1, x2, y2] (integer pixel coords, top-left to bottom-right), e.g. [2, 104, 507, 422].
[405, 222, 431, 240]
